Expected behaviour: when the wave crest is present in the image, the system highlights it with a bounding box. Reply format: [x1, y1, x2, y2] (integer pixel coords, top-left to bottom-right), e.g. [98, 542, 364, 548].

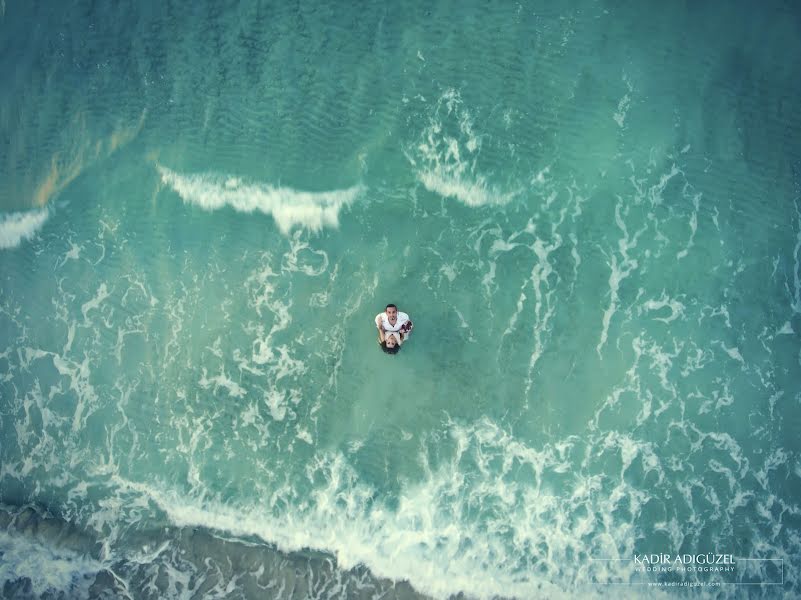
[0, 209, 50, 249]
[158, 166, 363, 234]
[418, 170, 516, 207]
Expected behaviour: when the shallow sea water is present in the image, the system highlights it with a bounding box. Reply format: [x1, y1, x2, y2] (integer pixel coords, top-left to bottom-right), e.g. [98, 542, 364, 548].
[1, 1, 801, 598]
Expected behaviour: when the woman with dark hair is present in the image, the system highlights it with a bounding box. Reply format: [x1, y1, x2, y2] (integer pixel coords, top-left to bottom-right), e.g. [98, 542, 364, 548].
[379, 341, 400, 354]
[379, 330, 403, 354]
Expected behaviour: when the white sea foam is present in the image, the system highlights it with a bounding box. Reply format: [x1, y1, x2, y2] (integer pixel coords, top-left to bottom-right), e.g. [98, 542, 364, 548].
[613, 73, 633, 128]
[676, 192, 700, 260]
[597, 202, 645, 357]
[118, 472, 553, 600]
[647, 164, 681, 206]
[51, 353, 99, 432]
[412, 89, 516, 207]
[109, 418, 667, 600]
[0, 208, 50, 249]
[719, 342, 745, 365]
[157, 166, 363, 234]
[199, 366, 247, 398]
[81, 283, 110, 323]
[295, 427, 313, 444]
[55, 239, 81, 269]
[263, 388, 288, 421]
[0, 529, 104, 598]
[417, 170, 515, 207]
[521, 237, 561, 396]
[640, 292, 685, 323]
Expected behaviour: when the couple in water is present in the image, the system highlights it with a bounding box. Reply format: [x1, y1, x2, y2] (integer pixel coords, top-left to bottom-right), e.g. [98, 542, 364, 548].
[375, 303, 413, 354]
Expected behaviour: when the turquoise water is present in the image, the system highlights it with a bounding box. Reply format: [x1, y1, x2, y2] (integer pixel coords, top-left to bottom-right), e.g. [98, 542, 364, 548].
[1, 1, 801, 598]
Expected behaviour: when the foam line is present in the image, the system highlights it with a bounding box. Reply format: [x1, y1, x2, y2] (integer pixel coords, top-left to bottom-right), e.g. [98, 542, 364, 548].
[0, 208, 50, 249]
[418, 170, 514, 207]
[110, 462, 573, 600]
[157, 166, 363, 234]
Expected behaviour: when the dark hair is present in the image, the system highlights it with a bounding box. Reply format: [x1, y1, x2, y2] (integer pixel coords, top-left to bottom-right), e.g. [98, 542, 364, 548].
[386, 303, 397, 310]
[380, 341, 400, 354]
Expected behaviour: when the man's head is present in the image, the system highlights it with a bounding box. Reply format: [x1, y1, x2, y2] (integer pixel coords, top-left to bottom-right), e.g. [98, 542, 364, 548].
[386, 304, 398, 322]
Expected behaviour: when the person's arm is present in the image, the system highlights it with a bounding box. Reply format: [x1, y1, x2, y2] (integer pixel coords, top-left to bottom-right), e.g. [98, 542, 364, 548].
[375, 314, 386, 343]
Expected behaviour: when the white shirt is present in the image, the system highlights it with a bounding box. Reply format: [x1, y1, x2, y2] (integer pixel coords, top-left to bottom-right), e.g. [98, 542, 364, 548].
[375, 311, 410, 333]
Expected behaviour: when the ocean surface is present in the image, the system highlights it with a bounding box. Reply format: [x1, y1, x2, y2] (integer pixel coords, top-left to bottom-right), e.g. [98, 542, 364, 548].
[1, 1, 801, 598]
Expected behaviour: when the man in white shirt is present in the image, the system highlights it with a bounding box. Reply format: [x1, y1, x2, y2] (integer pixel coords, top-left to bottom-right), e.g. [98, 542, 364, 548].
[375, 303, 413, 349]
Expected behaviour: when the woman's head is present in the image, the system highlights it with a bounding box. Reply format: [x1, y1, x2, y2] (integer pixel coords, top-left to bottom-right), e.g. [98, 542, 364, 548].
[381, 332, 402, 354]
[380, 340, 400, 354]
[387, 331, 404, 347]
